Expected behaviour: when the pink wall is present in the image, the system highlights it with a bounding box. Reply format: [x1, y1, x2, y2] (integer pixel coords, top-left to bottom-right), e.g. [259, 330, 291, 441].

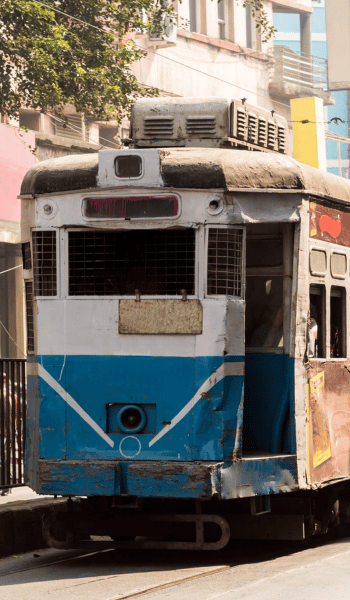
[0, 124, 36, 222]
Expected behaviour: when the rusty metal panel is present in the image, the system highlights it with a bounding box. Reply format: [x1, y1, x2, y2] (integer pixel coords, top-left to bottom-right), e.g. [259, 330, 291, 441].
[38, 460, 117, 496]
[309, 201, 350, 246]
[126, 462, 219, 499]
[306, 361, 350, 486]
[119, 299, 203, 334]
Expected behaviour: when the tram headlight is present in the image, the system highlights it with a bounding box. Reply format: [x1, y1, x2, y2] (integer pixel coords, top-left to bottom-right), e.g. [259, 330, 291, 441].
[117, 405, 147, 433]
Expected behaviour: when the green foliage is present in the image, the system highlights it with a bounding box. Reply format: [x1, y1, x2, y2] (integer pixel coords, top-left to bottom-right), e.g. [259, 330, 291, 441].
[0, 0, 175, 120]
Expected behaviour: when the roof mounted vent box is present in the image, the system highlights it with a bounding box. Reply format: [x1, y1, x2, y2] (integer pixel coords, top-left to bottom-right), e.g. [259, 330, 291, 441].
[130, 96, 290, 155]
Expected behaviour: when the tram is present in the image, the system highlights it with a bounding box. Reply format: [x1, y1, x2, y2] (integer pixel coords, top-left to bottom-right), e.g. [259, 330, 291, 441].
[19, 97, 350, 549]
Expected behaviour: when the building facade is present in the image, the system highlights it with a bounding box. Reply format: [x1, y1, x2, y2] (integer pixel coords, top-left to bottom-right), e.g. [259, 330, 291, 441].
[274, 0, 349, 177]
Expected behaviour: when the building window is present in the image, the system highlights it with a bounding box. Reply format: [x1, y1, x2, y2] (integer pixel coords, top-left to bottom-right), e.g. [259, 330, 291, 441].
[189, 0, 199, 32]
[246, 3, 257, 50]
[19, 110, 41, 132]
[330, 286, 346, 358]
[218, 0, 226, 40]
[69, 229, 195, 296]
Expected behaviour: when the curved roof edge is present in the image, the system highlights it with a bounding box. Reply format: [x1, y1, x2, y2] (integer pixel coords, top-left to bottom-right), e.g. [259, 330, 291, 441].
[20, 148, 350, 206]
[160, 149, 350, 205]
[20, 153, 99, 196]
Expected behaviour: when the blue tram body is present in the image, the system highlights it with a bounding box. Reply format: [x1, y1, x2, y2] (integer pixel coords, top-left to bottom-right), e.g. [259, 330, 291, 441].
[19, 98, 350, 549]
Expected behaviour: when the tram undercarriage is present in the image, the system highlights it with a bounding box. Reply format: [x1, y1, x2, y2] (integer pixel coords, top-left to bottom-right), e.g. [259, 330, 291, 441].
[43, 481, 350, 551]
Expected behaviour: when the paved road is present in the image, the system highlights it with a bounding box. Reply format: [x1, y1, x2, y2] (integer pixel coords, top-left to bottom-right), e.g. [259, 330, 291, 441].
[1, 536, 350, 599]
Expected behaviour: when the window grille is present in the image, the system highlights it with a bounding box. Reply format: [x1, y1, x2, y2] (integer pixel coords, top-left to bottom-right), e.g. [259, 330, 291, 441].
[207, 228, 243, 296]
[32, 231, 57, 296]
[22, 242, 31, 270]
[69, 229, 195, 296]
[25, 282, 34, 352]
[54, 113, 85, 142]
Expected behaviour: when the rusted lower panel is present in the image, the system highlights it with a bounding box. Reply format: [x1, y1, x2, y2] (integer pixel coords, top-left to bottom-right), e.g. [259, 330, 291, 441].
[307, 361, 350, 485]
[126, 462, 220, 499]
[38, 460, 221, 499]
[39, 461, 116, 496]
[119, 299, 203, 334]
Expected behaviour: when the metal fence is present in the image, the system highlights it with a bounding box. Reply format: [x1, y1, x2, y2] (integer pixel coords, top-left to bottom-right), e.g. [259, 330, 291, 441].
[0, 359, 26, 490]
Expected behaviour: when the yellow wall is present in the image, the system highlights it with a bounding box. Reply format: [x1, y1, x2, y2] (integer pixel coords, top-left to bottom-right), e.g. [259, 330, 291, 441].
[291, 97, 326, 171]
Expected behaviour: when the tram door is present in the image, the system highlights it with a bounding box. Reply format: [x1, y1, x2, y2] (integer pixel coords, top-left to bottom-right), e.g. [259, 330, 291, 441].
[243, 223, 294, 455]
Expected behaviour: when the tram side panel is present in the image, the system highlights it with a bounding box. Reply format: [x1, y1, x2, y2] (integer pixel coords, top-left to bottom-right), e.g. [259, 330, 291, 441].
[307, 200, 350, 485]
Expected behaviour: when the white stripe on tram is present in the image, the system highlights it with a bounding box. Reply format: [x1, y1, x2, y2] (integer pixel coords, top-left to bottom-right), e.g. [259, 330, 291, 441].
[149, 361, 244, 447]
[32, 363, 115, 448]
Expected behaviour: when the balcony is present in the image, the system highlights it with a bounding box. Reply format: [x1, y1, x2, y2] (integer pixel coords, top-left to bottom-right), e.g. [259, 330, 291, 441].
[269, 45, 334, 105]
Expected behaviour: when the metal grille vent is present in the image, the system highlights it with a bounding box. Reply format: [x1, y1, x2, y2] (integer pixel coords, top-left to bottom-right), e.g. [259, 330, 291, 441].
[267, 121, 276, 149]
[32, 231, 57, 296]
[22, 242, 31, 270]
[277, 125, 286, 153]
[258, 118, 267, 146]
[69, 229, 195, 296]
[55, 113, 85, 142]
[236, 109, 246, 139]
[25, 281, 34, 352]
[143, 116, 174, 137]
[247, 113, 258, 144]
[207, 228, 243, 297]
[186, 116, 216, 136]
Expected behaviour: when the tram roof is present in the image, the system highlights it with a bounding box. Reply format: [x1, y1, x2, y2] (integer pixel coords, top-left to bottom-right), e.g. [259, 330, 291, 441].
[20, 148, 350, 205]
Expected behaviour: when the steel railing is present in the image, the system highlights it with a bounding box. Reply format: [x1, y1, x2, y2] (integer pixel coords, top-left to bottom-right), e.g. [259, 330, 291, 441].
[0, 359, 26, 490]
[271, 45, 328, 93]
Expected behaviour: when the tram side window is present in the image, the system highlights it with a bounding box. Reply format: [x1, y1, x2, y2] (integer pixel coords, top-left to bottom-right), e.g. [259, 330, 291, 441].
[330, 286, 346, 358]
[309, 285, 325, 358]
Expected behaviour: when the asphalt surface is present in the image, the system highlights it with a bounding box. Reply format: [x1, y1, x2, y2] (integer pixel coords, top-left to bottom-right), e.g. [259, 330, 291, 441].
[1, 534, 350, 599]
